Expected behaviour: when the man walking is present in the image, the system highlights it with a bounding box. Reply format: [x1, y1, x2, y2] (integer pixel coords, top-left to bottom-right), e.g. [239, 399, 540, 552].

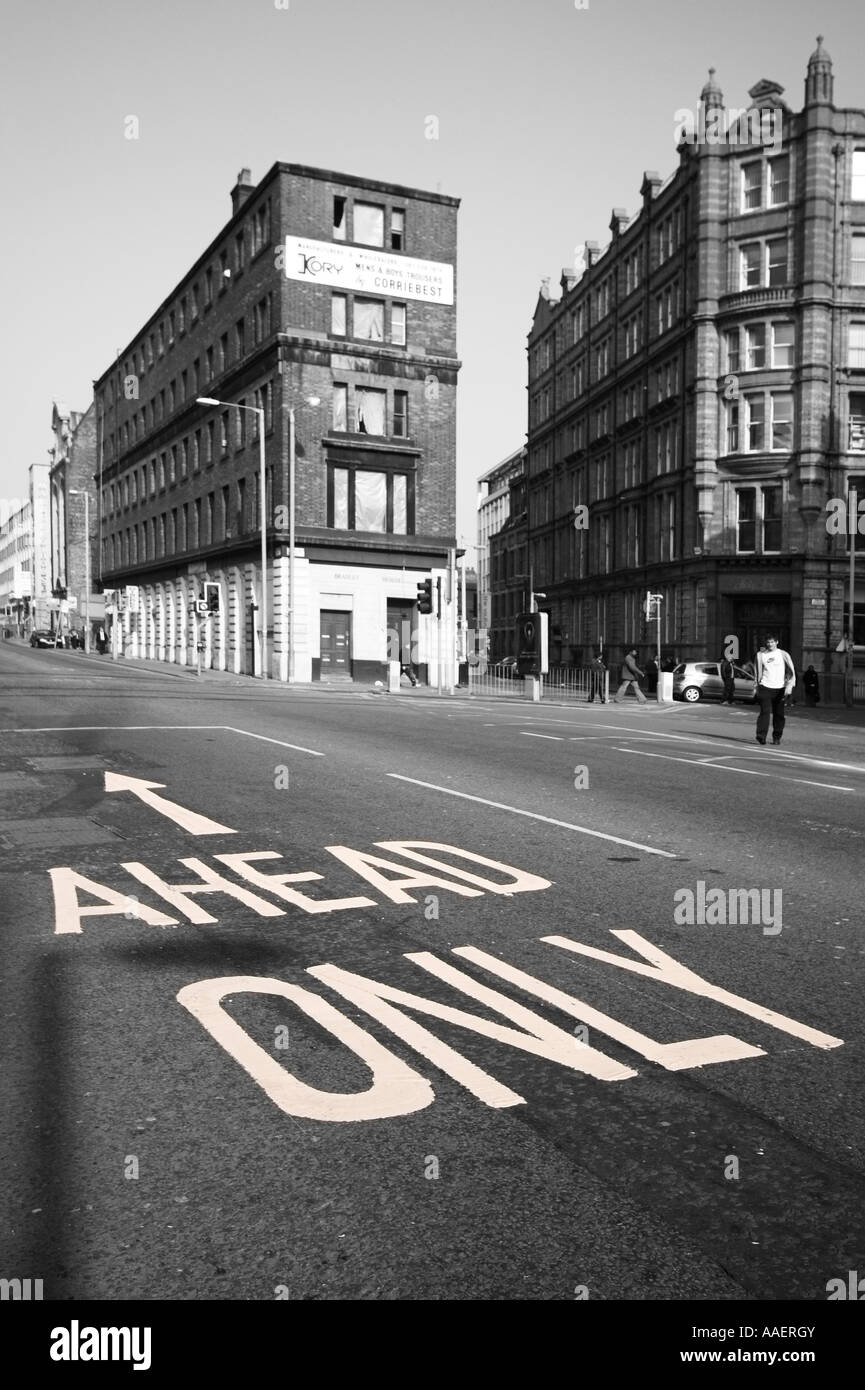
[719, 653, 736, 705]
[755, 635, 796, 745]
[615, 649, 648, 704]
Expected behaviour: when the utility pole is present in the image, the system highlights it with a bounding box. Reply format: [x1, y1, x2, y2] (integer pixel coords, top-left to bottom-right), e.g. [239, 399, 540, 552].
[846, 486, 857, 706]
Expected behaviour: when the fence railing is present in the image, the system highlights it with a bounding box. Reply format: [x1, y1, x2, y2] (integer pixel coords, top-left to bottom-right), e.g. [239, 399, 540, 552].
[468, 664, 610, 702]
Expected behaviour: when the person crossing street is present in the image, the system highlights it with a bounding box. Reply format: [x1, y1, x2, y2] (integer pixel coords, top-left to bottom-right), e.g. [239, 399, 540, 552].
[754, 635, 796, 745]
[615, 649, 648, 704]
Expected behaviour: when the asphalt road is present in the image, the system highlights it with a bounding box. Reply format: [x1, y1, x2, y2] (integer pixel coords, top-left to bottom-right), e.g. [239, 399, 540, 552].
[1, 641, 863, 1302]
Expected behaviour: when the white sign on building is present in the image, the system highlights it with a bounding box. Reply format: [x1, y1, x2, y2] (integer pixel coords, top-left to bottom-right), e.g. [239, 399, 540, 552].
[284, 236, 454, 305]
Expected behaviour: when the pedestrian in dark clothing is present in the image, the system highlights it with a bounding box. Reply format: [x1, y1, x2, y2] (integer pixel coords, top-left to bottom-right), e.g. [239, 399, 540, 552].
[588, 652, 607, 702]
[719, 655, 735, 705]
[645, 657, 659, 696]
[615, 650, 647, 704]
[803, 665, 820, 707]
[754, 635, 796, 745]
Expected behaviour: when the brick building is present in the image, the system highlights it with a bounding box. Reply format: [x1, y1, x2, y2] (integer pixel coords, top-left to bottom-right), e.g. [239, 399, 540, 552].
[525, 41, 865, 695]
[49, 403, 100, 638]
[94, 164, 460, 682]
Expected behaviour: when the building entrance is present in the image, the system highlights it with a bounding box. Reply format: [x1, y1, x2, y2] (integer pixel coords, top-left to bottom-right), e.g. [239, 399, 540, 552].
[732, 598, 791, 663]
[320, 610, 351, 677]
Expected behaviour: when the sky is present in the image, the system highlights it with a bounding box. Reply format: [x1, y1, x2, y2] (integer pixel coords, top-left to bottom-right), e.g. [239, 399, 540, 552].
[1, 0, 863, 557]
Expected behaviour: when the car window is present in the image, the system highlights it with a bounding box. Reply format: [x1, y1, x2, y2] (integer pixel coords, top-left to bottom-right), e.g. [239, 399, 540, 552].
[733, 666, 753, 679]
[696, 664, 718, 674]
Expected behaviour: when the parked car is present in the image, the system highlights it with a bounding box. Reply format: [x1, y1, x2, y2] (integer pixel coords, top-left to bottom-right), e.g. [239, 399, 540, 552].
[498, 656, 519, 678]
[672, 660, 756, 703]
[29, 629, 59, 648]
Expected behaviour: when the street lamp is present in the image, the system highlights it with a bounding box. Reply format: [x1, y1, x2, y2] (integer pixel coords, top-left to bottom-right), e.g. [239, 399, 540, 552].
[197, 397, 267, 679]
[68, 489, 90, 652]
[284, 397, 320, 683]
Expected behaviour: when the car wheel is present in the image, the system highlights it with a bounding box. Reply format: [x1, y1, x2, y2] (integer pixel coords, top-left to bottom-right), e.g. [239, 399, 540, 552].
[682, 686, 701, 702]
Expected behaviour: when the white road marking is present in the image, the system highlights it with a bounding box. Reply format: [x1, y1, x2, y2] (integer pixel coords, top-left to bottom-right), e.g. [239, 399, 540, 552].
[222, 726, 324, 757]
[611, 747, 855, 792]
[386, 774, 677, 857]
[520, 732, 564, 741]
[104, 771, 238, 834]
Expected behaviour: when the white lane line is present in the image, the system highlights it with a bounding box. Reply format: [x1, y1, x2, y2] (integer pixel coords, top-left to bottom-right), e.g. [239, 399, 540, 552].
[520, 732, 564, 741]
[386, 773, 677, 857]
[220, 726, 324, 756]
[612, 747, 855, 792]
[0, 723, 325, 757]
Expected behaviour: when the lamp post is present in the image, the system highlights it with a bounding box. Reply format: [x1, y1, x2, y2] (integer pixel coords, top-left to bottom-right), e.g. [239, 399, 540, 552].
[197, 397, 266, 679]
[284, 397, 320, 684]
[68, 489, 90, 652]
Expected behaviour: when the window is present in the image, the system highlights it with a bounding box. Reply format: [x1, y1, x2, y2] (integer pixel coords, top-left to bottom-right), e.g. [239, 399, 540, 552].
[354, 298, 384, 341]
[391, 209, 405, 251]
[328, 465, 413, 533]
[332, 384, 347, 431]
[149, 461, 157, 495]
[193, 358, 200, 393]
[391, 303, 406, 346]
[852, 235, 865, 286]
[771, 392, 793, 449]
[169, 445, 178, 484]
[235, 317, 245, 360]
[767, 238, 787, 286]
[179, 296, 187, 334]
[254, 296, 270, 343]
[772, 321, 795, 367]
[849, 393, 865, 452]
[220, 412, 230, 456]
[356, 387, 386, 434]
[849, 323, 865, 369]
[393, 390, 408, 438]
[193, 431, 201, 471]
[219, 248, 229, 288]
[727, 400, 740, 453]
[236, 401, 246, 448]
[157, 323, 165, 356]
[158, 453, 167, 489]
[235, 229, 245, 274]
[852, 151, 865, 202]
[206, 420, 214, 463]
[205, 269, 214, 308]
[769, 155, 789, 206]
[222, 485, 230, 538]
[168, 313, 176, 343]
[169, 380, 176, 413]
[181, 438, 189, 478]
[742, 161, 762, 210]
[740, 243, 762, 288]
[236, 478, 246, 534]
[763, 486, 782, 550]
[738, 488, 756, 551]
[206, 346, 214, 380]
[254, 202, 270, 254]
[353, 202, 384, 246]
[331, 293, 347, 336]
[191, 284, 199, 322]
[746, 324, 766, 369]
[745, 393, 765, 450]
[219, 333, 229, 372]
[333, 196, 346, 241]
[726, 329, 740, 374]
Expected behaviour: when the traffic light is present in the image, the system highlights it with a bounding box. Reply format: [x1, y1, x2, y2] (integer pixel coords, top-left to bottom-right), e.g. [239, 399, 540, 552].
[204, 582, 220, 614]
[417, 578, 433, 615]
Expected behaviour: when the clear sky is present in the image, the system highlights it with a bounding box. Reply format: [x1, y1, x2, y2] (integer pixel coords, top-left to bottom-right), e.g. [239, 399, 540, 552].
[1, 0, 863, 555]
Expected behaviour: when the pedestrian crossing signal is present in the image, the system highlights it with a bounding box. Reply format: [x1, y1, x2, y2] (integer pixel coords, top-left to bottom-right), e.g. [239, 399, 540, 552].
[417, 578, 433, 614]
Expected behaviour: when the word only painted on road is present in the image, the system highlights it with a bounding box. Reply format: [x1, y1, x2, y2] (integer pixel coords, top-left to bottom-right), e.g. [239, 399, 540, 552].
[173, 930, 843, 1123]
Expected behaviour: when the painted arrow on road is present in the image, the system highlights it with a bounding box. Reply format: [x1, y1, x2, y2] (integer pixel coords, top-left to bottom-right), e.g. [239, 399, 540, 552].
[104, 772, 237, 835]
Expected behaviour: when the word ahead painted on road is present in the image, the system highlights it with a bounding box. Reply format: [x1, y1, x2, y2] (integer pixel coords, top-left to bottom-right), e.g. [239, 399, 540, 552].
[176, 931, 844, 1123]
[47, 843, 551, 934]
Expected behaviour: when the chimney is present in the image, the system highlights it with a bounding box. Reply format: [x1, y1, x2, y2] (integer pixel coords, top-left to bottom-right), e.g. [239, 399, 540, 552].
[231, 168, 255, 214]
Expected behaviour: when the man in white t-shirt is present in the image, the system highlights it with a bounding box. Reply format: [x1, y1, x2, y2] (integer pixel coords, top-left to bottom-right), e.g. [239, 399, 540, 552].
[754, 635, 796, 746]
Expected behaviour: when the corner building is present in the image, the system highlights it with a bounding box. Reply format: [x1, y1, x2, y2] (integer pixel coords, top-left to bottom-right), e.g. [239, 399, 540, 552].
[95, 164, 459, 681]
[526, 43, 865, 694]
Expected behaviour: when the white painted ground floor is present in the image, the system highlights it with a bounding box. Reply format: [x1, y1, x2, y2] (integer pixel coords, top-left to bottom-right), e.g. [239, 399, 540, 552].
[106, 551, 459, 685]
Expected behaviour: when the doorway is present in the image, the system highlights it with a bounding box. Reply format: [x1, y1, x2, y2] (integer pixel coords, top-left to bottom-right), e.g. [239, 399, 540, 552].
[732, 598, 791, 663]
[320, 610, 351, 677]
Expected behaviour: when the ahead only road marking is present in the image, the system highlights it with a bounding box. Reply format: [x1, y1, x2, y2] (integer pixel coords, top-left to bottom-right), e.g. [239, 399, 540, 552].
[387, 773, 676, 857]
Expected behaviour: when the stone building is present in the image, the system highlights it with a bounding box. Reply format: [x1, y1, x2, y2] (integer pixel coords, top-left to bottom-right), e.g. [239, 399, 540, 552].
[525, 41, 865, 695]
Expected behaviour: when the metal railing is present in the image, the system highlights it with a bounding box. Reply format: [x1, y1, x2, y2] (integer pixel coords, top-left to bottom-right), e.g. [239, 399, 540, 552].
[468, 664, 609, 702]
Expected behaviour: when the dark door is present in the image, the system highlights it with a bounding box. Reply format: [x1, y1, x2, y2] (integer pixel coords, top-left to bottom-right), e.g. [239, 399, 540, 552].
[732, 599, 790, 665]
[320, 610, 351, 675]
[386, 599, 414, 665]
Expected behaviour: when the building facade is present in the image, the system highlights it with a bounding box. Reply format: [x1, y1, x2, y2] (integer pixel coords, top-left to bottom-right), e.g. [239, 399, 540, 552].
[49, 403, 100, 637]
[525, 42, 865, 694]
[0, 462, 52, 631]
[476, 447, 526, 635]
[94, 164, 460, 682]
